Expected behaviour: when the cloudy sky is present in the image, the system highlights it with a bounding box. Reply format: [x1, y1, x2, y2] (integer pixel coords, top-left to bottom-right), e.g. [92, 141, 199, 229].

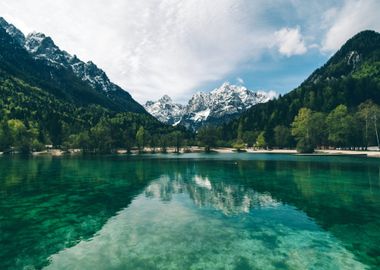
[1, 0, 379, 103]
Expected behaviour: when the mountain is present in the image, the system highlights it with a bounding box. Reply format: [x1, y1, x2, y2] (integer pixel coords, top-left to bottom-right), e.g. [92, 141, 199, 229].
[0, 17, 184, 150]
[222, 30, 380, 144]
[145, 83, 277, 130]
[144, 95, 185, 125]
[0, 17, 145, 113]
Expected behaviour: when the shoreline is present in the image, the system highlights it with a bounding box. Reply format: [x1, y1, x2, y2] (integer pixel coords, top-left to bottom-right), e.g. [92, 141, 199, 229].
[2, 148, 380, 158]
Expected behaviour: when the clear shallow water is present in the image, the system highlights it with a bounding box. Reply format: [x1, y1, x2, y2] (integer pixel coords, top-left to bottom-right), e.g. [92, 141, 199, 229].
[0, 154, 380, 269]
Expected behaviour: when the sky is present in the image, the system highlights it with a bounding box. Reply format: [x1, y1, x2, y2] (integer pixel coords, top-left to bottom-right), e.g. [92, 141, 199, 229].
[1, 0, 380, 103]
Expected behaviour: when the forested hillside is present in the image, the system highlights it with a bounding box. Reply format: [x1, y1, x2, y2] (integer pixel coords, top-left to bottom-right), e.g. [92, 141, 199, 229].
[220, 30, 380, 151]
[0, 20, 188, 153]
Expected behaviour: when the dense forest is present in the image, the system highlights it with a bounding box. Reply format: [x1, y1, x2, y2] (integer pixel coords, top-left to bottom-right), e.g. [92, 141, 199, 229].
[0, 72, 190, 153]
[193, 100, 380, 153]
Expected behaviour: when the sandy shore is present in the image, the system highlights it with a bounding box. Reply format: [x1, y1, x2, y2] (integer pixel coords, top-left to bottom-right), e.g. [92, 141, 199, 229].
[4, 147, 378, 158]
[211, 148, 297, 154]
[213, 148, 380, 158]
[316, 149, 380, 158]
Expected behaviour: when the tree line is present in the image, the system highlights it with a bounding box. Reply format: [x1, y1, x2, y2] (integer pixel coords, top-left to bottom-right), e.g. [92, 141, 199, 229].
[0, 111, 193, 154]
[206, 100, 380, 153]
[2, 100, 380, 154]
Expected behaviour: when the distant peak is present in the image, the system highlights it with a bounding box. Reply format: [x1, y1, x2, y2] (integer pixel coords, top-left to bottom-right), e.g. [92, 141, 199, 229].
[221, 82, 231, 88]
[25, 32, 56, 53]
[336, 29, 380, 56]
[26, 32, 55, 45]
[0, 17, 26, 45]
[351, 29, 379, 39]
[0, 17, 9, 27]
[27, 31, 46, 39]
[159, 95, 172, 103]
[86, 61, 98, 68]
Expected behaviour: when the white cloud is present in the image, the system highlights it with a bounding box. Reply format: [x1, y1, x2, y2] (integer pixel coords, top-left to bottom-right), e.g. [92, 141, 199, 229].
[236, 77, 245, 85]
[322, 0, 380, 51]
[273, 27, 307, 57]
[257, 90, 278, 101]
[0, 0, 273, 103]
[0, 0, 379, 103]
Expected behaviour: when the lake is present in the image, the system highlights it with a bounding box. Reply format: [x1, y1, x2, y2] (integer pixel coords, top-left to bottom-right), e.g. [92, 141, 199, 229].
[0, 153, 379, 269]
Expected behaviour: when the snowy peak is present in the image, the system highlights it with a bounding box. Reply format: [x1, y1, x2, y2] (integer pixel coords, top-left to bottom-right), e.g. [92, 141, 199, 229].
[186, 92, 209, 112]
[145, 83, 277, 130]
[23, 31, 118, 92]
[144, 95, 185, 125]
[25, 32, 72, 67]
[159, 95, 173, 103]
[0, 17, 145, 113]
[0, 18, 120, 94]
[24, 31, 112, 86]
[0, 17, 25, 45]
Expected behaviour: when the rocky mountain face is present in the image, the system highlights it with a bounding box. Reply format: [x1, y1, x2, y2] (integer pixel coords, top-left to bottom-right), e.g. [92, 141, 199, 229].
[0, 17, 145, 113]
[24, 32, 120, 93]
[144, 95, 185, 125]
[145, 83, 277, 130]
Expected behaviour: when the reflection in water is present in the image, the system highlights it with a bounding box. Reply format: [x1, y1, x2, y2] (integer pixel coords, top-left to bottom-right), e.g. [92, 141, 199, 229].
[1, 154, 380, 269]
[45, 174, 365, 270]
[146, 174, 280, 215]
[0, 157, 160, 270]
[193, 175, 212, 190]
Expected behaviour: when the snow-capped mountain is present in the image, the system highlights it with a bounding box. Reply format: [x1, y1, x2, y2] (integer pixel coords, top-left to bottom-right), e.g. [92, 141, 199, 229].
[0, 17, 145, 113]
[24, 31, 119, 93]
[0, 17, 25, 45]
[144, 95, 184, 125]
[145, 83, 277, 130]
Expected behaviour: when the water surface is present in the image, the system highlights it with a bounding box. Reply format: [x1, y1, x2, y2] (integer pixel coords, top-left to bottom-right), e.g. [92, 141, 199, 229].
[1, 154, 379, 269]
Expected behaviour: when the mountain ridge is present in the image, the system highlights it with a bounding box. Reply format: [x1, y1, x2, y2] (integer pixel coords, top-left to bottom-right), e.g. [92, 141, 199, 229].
[145, 83, 277, 130]
[0, 17, 145, 113]
[0, 17, 185, 150]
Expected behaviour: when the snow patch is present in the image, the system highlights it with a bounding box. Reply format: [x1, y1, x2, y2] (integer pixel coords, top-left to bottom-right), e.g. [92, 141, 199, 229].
[191, 108, 211, 122]
[145, 82, 278, 130]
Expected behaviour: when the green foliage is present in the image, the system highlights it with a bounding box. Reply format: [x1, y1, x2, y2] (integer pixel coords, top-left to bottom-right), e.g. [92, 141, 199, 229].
[232, 139, 245, 151]
[136, 126, 145, 152]
[296, 138, 315, 154]
[242, 131, 258, 148]
[237, 120, 244, 140]
[291, 108, 327, 152]
[326, 105, 354, 147]
[291, 108, 313, 142]
[169, 131, 183, 153]
[357, 100, 380, 148]
[274, 125, 292, 148]
[255, 132, 266, 149]
[0, 118, 11, 151]
[5, 119, 38, 153]
[197, 126, 220, 152]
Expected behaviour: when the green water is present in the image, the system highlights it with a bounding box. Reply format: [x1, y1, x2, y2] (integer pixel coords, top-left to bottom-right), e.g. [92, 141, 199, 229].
[1, 154, 380, 269]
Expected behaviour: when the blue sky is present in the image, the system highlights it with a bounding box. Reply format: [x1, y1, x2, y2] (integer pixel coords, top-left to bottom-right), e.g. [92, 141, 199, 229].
[0, 0, 379, 103]
[205, 49, 330, 96]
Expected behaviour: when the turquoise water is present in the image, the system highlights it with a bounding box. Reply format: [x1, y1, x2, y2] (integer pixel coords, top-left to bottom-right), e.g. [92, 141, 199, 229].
[1, 154, 380, 269]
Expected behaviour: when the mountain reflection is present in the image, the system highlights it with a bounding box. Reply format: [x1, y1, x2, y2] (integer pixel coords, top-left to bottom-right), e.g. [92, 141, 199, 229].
[145, 173, 280, 215]
[1, 155, 380, 269]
